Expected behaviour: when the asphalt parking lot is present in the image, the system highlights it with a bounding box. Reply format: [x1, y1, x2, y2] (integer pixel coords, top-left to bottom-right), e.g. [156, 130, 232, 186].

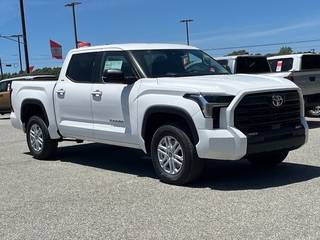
[0, 113, 319, 239]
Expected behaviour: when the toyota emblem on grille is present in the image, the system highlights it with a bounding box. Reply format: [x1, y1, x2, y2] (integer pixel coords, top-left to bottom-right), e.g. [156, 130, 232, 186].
[272, 95, 284, 107]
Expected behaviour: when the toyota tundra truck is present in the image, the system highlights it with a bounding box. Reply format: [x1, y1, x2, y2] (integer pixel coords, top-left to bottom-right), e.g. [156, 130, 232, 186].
[215, 54, 320, 117]
[10, 43, 308, 185]
[268, 53, 320, 117]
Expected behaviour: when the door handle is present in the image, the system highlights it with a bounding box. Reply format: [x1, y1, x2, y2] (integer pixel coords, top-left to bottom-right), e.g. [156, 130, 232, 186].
[309, 76, 316, 81]
[56, 89, 66, 95]
[91, 90, 102, 96]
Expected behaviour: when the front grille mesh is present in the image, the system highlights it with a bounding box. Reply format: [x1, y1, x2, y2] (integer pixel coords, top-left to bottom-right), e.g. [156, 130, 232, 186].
[234, 90, 301, 134]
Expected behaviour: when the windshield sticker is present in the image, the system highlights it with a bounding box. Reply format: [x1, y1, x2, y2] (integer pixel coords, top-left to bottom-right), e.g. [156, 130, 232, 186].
[104, 61, 123, 70]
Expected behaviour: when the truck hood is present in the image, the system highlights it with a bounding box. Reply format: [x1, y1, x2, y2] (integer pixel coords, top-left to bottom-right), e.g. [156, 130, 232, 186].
[157, 74, 298, 95]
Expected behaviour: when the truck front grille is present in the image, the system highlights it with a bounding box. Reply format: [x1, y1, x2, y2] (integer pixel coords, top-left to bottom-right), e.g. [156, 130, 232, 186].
[234, 90, 306, 156]
[234, 90, 301, 134]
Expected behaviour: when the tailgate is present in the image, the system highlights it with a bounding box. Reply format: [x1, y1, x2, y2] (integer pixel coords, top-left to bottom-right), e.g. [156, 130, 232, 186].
[291, 70, 320, 95]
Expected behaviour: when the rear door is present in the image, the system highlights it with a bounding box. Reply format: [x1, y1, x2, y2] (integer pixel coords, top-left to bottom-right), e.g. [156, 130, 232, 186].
[54, 50, 101, 139]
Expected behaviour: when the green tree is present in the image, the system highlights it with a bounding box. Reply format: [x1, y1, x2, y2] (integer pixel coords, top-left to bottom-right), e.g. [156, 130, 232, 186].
[32, 67, 61, 76]
[1, 67, 61, 80]
[227, 50, 248, 56]
[278, 46, 293, 55]
[226, 46, 295, 58]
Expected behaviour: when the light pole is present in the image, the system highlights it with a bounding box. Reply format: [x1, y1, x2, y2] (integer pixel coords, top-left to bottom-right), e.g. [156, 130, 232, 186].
[180, 19, 193, 45]
[65, 2, 81, 48]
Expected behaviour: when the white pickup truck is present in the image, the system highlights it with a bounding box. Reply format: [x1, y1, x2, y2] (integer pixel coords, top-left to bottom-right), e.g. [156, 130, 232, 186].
[268, 53, 320, 117]
[10, 43, 308, 185]
[215, 54, 320, 117]
[214, 55, 272, 74]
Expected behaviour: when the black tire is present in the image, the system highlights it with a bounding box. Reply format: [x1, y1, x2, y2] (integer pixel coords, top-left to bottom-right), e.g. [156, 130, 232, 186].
[306, 106, 320, 117]
[247, 150, 288, 167]
[151, 123, 204, 185]
[26, 115, 58, 160]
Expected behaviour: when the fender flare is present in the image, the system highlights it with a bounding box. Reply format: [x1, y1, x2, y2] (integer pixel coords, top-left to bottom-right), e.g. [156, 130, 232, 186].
[141, 105, 199, 144]
[21, 99, 50, 126]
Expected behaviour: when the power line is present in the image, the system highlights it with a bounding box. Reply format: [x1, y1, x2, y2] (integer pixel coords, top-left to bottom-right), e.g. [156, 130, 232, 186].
[203, 39, 320, 51]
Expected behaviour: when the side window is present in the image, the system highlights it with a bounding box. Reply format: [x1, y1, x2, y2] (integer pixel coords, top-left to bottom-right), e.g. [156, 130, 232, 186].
[0, 81, 8, 92]
[66, 52, 98, 83]
[102, 51, 136, 80]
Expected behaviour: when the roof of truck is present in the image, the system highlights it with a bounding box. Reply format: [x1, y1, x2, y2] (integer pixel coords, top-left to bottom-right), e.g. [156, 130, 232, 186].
[267, 53, 319, 60]
[215, 55, 267, 60]
[69, 43, 199, 53]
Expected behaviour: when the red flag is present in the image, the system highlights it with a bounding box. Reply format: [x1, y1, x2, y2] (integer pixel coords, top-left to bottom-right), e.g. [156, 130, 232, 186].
[29, 66, 34, 72]
[77, 41, 91, 48]
[50, 40, 62, 59]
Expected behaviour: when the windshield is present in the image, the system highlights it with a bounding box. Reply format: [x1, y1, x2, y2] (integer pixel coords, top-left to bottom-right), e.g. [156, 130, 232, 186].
[131, 49, 230, 78]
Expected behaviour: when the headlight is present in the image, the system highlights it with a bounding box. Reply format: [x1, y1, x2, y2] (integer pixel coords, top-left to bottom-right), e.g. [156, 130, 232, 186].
[184, 93, 234, 118]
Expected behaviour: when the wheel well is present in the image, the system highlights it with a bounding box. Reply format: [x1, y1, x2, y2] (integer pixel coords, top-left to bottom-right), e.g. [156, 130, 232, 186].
[143, 110, 198, 154]
[21, 101, 48, 128]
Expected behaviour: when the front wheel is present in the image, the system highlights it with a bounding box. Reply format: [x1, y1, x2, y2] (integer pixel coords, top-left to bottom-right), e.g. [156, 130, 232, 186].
[247, 150, 288, 167]
[26, 115, 58, 160]
[306, 106, 320, 117]
[151, 124, 203, 185]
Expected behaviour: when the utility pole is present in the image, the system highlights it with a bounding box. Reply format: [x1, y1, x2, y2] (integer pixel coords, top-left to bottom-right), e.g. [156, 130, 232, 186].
[20, 0, 30, 73]
[0, 57, 3, 80]
[11, 35, 23, 72]
[0, 34, 23, 72]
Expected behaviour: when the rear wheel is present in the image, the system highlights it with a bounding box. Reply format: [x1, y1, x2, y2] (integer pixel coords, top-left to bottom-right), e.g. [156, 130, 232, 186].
[151, 123, 203, 185]
[26, 115, 58, 160]
[247, 150, 288, 167]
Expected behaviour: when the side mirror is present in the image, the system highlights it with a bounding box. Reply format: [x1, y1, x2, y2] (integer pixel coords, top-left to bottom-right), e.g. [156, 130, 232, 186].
[102, 69, 137, 85]
[102, 69, 124, 82]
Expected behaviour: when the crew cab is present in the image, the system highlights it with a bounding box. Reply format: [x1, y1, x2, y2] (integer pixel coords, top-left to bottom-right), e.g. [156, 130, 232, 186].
[10, 43, 308, 185]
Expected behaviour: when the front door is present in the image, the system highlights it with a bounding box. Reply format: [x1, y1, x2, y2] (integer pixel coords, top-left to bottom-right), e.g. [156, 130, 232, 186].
[91, 51, 139, 145]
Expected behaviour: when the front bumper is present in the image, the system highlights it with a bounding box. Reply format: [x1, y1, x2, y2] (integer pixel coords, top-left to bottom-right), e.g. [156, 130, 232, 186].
[196, 127, 247, 160]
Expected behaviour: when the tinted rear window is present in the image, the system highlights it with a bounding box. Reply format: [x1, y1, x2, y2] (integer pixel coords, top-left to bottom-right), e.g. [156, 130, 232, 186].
[301, 55, 320, 70]
[236, 57, 271, 73]
[268, 58, 293, 72]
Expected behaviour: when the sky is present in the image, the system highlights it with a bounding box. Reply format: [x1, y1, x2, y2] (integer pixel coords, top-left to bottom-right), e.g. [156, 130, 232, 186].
[1, 0, 320, 73]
